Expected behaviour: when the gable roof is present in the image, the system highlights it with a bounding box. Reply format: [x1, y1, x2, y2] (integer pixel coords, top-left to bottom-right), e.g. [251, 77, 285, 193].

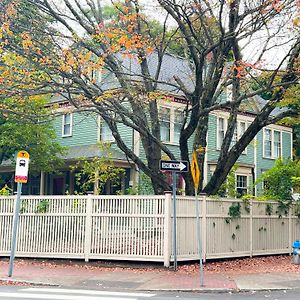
[99, 52, 194, 95]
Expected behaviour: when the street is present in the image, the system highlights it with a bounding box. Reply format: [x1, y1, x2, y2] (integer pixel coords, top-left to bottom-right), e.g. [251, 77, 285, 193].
[0, 286, 300, 300]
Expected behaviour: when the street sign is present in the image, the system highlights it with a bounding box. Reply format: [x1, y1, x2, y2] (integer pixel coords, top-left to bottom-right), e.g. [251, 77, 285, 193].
[14, 151, 30, 183]
[191, 151, 200, 190]
[160, 160, 188, 172]
[160, 159, 188, 271]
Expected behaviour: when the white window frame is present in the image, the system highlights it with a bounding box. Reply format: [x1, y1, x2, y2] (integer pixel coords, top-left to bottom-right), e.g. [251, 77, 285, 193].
[217, 117, 227, 150]
[62, 113, 73, 137]
[159, 107, 171, 143]
[273, 130, 282, 159]
[239, 121, 248, 154]
[217, 117, 248, 153]
[98, 116, 114, 142]
[159, 106, 184, 145]
[263, 128, 282, 159]
[173, 109, 184, 144]
[236, 174, 248, 196]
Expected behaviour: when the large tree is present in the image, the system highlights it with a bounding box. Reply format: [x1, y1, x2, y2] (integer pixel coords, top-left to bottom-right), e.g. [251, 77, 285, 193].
[0, 94, 65, 173]
[0, 0, 299, 195]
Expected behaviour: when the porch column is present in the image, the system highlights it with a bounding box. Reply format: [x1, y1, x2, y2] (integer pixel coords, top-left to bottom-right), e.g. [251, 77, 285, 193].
[69, 170, 74, 194]
[94, 170, 99, 195]
[39, 171, 45, 195]
[132, 129, 140, 189]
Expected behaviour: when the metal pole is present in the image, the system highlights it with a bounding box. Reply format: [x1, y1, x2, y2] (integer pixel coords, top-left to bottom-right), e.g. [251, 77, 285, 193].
[172, 171, 177, 271]
[8, 182, 22, 277]
[195, 189, 204, 286]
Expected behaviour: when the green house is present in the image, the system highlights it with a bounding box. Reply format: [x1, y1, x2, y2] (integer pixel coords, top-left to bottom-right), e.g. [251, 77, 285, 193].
[0, 54, 293, 196]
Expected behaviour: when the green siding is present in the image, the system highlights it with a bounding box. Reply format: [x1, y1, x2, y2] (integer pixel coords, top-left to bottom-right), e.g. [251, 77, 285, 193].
[53, 111, 133, 159]
[207, 115, 218, 161]
[54, 112, 98, 147]
[207, 115, 255, 166]
[282, 131, 292, 159]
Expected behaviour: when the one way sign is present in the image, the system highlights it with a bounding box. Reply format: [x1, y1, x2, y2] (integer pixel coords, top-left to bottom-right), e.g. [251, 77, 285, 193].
[160, 160, 188, 172]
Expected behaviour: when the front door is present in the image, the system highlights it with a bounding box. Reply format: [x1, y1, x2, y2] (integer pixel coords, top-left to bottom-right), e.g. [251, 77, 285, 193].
[52, 176, 65, 195]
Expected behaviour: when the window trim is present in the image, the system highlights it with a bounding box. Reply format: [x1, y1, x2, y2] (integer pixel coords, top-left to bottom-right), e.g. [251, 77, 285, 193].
[273, 130, 282, 159]
[98, 116, 115, 142]
[159, 106, 171, 143]
[62, 113, 73, 137]
[217, 117, 248, 154]
[239, 121, 248, 154]
[263, 128, 282, 159]
[217, 116, 226, 150]
[236, 174, 248, 196]
[159, 106, 184, 145]
[173, 109, 184, 144]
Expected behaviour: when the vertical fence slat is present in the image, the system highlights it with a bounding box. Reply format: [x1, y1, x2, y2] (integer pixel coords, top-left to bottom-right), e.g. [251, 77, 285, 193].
[163, 193, 172, 267]
[84, 195, 93, 262]
[250, 199, 253, 257]
[201, 194, 207, 263]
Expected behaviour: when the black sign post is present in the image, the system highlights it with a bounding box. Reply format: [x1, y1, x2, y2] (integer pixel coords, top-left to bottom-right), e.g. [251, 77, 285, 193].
[160, 160, 188, 270]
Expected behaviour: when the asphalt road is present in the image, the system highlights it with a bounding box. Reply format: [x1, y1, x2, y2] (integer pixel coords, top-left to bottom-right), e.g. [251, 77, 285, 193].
[0, 286, 299, 300]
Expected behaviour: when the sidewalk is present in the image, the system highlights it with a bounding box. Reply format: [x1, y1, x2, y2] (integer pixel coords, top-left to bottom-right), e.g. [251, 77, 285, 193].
[0, 256, 300, 292]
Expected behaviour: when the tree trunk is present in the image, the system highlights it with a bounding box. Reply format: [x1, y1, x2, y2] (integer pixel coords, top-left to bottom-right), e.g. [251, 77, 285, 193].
[193, 115, 209, 193]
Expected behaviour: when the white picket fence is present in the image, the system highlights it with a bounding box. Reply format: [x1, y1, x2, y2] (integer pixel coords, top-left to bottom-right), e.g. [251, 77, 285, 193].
[0, 194, 299, 266]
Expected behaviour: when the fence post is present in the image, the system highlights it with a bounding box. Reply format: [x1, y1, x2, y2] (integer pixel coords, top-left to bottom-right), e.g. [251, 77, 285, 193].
[163, 192, 172, 267]
[249, 199, 253, 258]
[200, 194, 207, 263]
[289, 206, 292, 254]
[84, 194, 93, 262]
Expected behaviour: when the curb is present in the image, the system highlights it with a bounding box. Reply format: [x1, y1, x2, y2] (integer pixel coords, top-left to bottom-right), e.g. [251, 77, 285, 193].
[139, 288, 236, 293]
[237, 287, 292, 292]
[0, 278, 59, 287]
[139, 287, 292, 293]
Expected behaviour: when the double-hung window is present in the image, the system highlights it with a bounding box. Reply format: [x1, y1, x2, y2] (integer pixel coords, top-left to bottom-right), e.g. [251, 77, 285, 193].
[240, 122, 246, 138]
[239, 121, 247, 154]
[264, 129, 272, 158]
[236, 175, 248, 197]
[174, 110, 184, 144]
[231, 124, 238, 146]
[273, 130, 281, 158]
[217, 117, 226, 149]
[263, 128, 281, 158]
[218, 117, 248, 152]
[99, 118, 114, 142]
[62, 113, 72, 137]
[159, 106, 184, 144]
[159, 107, 171, 143]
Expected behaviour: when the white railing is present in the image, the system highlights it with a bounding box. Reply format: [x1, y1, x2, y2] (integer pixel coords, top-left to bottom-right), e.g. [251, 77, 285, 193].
[0, 194, 297, 266]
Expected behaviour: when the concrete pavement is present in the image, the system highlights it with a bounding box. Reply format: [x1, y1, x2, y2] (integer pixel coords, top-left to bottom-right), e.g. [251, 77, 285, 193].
[0, 258, 299, 293]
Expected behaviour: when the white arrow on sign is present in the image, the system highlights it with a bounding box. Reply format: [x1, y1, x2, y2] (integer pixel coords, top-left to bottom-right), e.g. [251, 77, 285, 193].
[178, 162, 187, 171]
